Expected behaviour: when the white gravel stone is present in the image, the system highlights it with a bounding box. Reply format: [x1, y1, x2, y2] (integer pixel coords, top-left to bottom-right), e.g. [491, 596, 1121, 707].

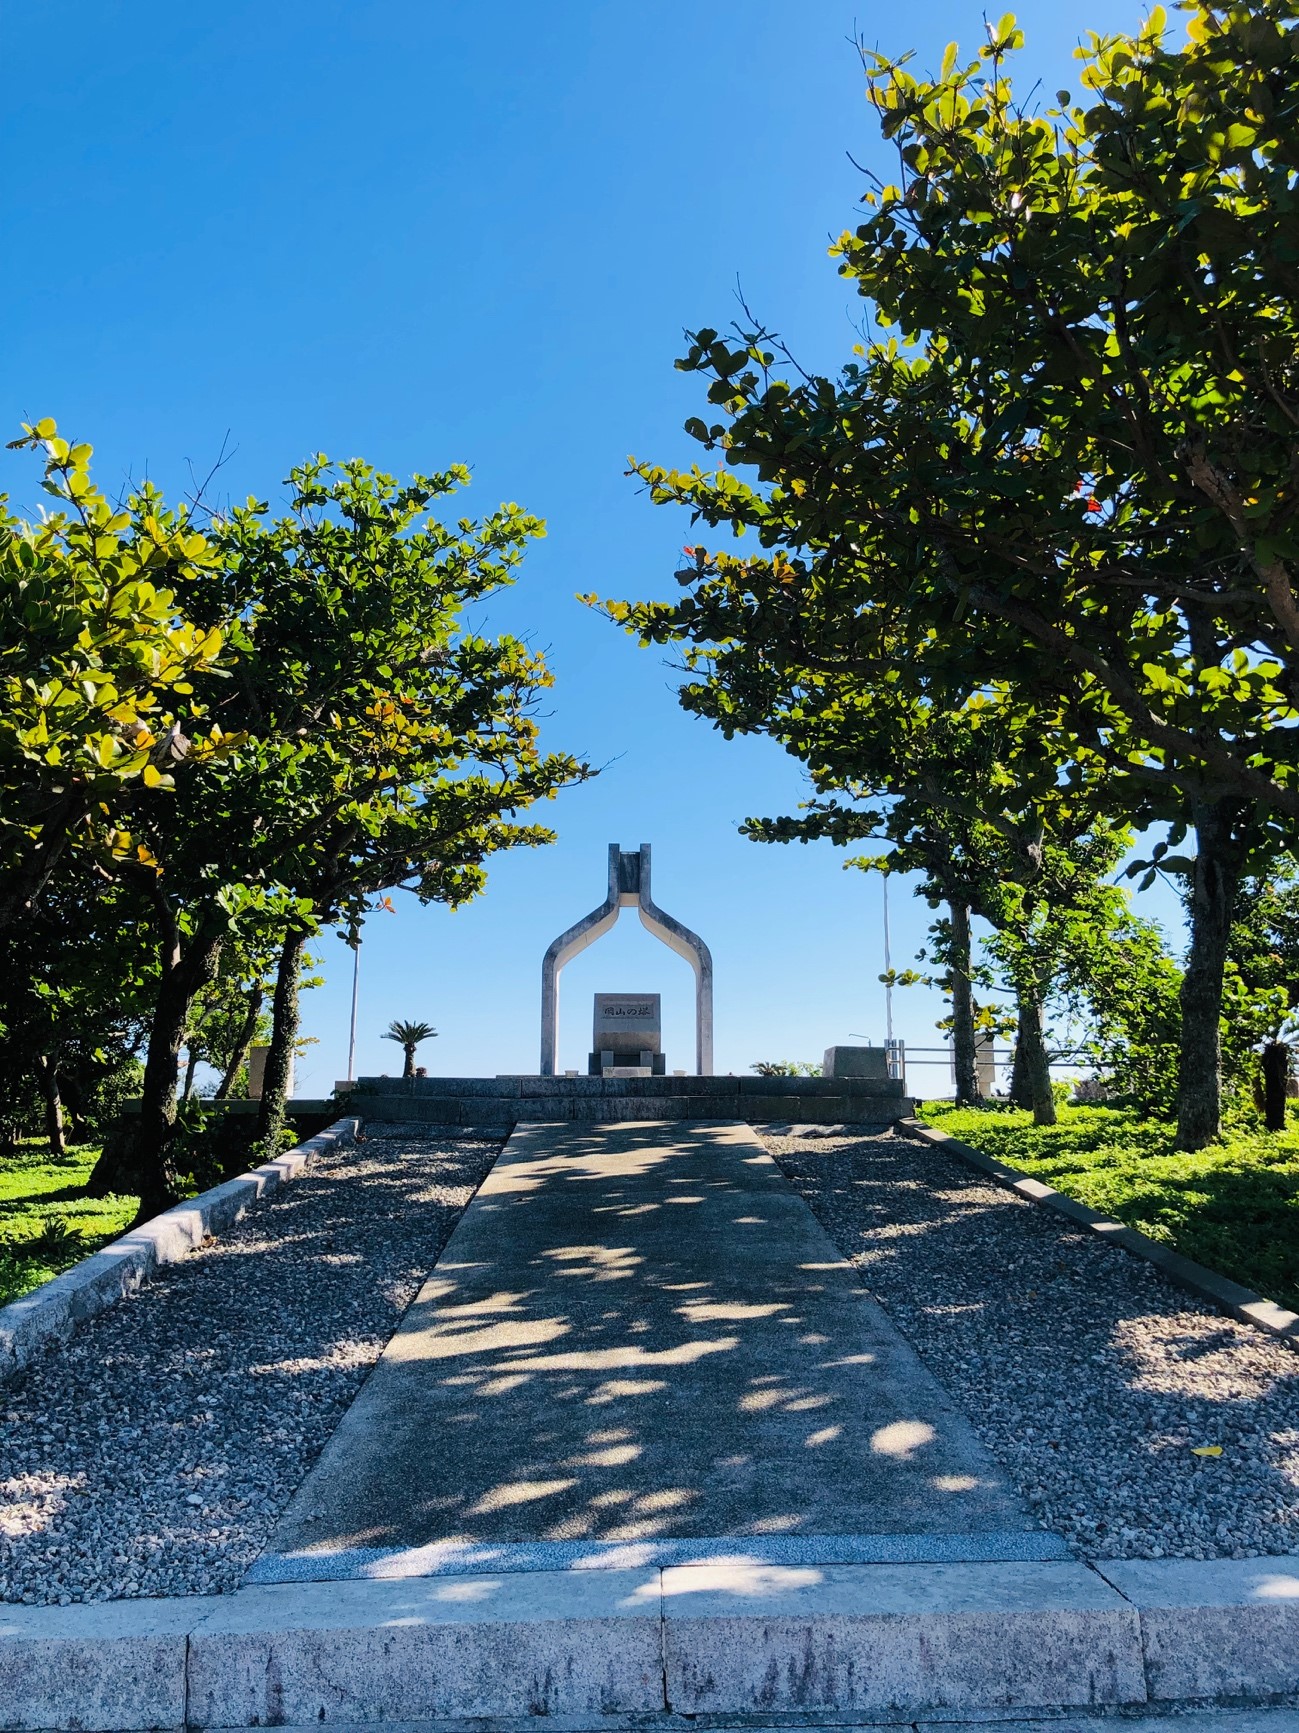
[0, 1125, 501, 1606]
[761, 1125, 1299, 1564]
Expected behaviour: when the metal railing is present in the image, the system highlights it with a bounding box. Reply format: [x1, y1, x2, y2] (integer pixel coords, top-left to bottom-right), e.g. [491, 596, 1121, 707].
[878, 1041, 1093, 1089]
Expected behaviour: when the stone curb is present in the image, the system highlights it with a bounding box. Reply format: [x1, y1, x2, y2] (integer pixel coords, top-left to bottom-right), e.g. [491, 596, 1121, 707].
[1, 1555, 1298, 1730]
[899, 1118, 1299, 1348]
[0, 1115, 361, 1384]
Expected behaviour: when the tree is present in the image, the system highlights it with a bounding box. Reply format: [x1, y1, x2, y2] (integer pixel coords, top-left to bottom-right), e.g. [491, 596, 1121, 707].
[595, 562, 1124, 1121]
[383, 1019, 438, 1078]
[0, 424, 236, 935]
[113, 454, 588, 1202]
[1060, 908, 1184, 1119]
[1224, 862, 1299, 1128]
[0, 864, 156, 1158]
[178, 925, 316, 1101]
[598, 3, 1299, 1145]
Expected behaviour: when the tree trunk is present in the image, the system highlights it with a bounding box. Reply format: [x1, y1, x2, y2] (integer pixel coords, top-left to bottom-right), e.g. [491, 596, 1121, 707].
[216, 987, 264, 1099]
[60, 1069, 89, 1142]
[182, 1050, 199, 1101]
[1177, 799, 1245, 1150]
[256, 928, 308, 1153]
[948, 900, 981, 1105]
[1262, 1041, 1291, 1133]
[1009, 1009, 1030, 1109]
[1016, 993, 1056, 1125]
[403, 1044, 416, 1079]
[36, 1056, 66, 1158]
[126, 908, 225, 1215]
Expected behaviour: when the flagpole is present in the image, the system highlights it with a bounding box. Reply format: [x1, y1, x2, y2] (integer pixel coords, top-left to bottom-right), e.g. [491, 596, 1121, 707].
[883, 872, 894, 1044]
[347, 932, 361, 1084]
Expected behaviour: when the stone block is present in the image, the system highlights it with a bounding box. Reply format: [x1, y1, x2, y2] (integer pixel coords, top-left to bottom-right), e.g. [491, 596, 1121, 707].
[0, 1596, 208, 1731]
[661, 1559, 1144, 1715]
[1096, 1556, 1299, 1701]
[823, 1045, 890, 1080]
[427, 1077, 520, 1098]
[921, 1717, 1299, 1733]
[518, 1075, 605, 1097]
[593, 992, 661, 1057]
[737, 1075, 820, 1096]
[186, 1571, 664, 1725]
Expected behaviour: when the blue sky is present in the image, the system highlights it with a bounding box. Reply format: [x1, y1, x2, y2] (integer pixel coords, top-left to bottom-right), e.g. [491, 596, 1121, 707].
[1, 0, 1179, 1091]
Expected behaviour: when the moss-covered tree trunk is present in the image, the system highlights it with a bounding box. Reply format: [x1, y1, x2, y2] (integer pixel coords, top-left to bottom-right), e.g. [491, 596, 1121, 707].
[256, 928, 308, 1154]
[136, 927, 224, 1212]
[1177, 799, 1245, 1150]
[1015, 994, 1056, 1125]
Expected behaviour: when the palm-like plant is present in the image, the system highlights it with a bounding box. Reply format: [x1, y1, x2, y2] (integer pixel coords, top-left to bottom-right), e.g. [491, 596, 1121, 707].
[382, 1019, 438, 1078]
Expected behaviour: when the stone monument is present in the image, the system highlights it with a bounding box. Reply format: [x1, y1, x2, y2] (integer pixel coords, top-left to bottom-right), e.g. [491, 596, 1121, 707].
[590, 992, 665, 1076]
[540, 844, 713, 1076]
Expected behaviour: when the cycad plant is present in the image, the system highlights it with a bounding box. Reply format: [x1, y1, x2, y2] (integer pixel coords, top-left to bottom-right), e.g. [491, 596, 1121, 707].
[382, 1019, 438, 1078]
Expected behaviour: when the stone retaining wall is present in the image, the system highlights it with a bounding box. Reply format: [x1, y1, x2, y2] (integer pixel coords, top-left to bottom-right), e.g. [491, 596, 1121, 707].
[350, 1072, 913, 1125]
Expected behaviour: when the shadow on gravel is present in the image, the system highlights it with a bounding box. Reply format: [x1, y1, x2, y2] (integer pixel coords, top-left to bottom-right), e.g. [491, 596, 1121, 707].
[768, 1126, 1299, 1561]
[0, 1131, 502, 1604]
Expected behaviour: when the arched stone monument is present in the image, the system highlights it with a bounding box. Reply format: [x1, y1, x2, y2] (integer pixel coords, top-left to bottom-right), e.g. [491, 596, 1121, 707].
[540, 843, 713, 1076]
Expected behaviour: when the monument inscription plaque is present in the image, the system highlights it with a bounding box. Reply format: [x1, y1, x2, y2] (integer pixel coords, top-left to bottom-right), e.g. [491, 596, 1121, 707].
[590, 992, 665, 1076]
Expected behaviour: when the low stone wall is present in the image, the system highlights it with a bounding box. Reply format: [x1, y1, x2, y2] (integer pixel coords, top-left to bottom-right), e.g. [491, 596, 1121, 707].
[0, 1117, 360, 1384]
[350, 1072, 914, 1126]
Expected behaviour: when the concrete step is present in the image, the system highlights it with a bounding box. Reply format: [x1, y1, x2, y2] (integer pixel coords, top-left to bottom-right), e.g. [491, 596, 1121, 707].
[3, 1555, 1298, 1730]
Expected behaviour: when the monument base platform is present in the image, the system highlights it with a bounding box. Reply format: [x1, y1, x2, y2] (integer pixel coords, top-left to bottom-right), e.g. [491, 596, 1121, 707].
[345, 1072, 914, 1125]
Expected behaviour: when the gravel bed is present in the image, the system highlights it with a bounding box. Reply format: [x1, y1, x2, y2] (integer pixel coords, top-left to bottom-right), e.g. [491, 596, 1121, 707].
[762, 1124, 1299, 1562]
[0, 1124, 502, 1605]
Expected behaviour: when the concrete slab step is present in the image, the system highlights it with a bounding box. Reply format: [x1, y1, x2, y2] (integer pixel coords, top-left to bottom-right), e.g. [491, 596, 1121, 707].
[4, 1556, 1299, 1731]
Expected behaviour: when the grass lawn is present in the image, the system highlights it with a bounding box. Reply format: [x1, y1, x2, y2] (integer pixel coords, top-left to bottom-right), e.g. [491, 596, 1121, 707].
[0, 1143, 137, 1307]
[920, 1101, 1299, 1315]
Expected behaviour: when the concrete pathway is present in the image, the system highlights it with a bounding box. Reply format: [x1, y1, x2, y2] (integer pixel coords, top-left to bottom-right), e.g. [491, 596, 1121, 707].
[256, 1121, 1056, 1581]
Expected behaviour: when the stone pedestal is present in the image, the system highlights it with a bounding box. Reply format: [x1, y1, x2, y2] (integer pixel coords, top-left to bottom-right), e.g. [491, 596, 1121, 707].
[823, 1045, 889, 1080]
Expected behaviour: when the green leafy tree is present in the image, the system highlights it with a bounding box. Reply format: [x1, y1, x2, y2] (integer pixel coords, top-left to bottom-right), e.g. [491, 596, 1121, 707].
[596, 569, 1125, 1121]
[383, 1019, 438, 1078]
[0, 865, 156, 1157]
[1223, 863, 1299, 1127]
[179, 926, 318, 1101]
[598, 3, 1299, 1146]
[114, 454, 589, 1201]
[0, 424, 236, 933]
